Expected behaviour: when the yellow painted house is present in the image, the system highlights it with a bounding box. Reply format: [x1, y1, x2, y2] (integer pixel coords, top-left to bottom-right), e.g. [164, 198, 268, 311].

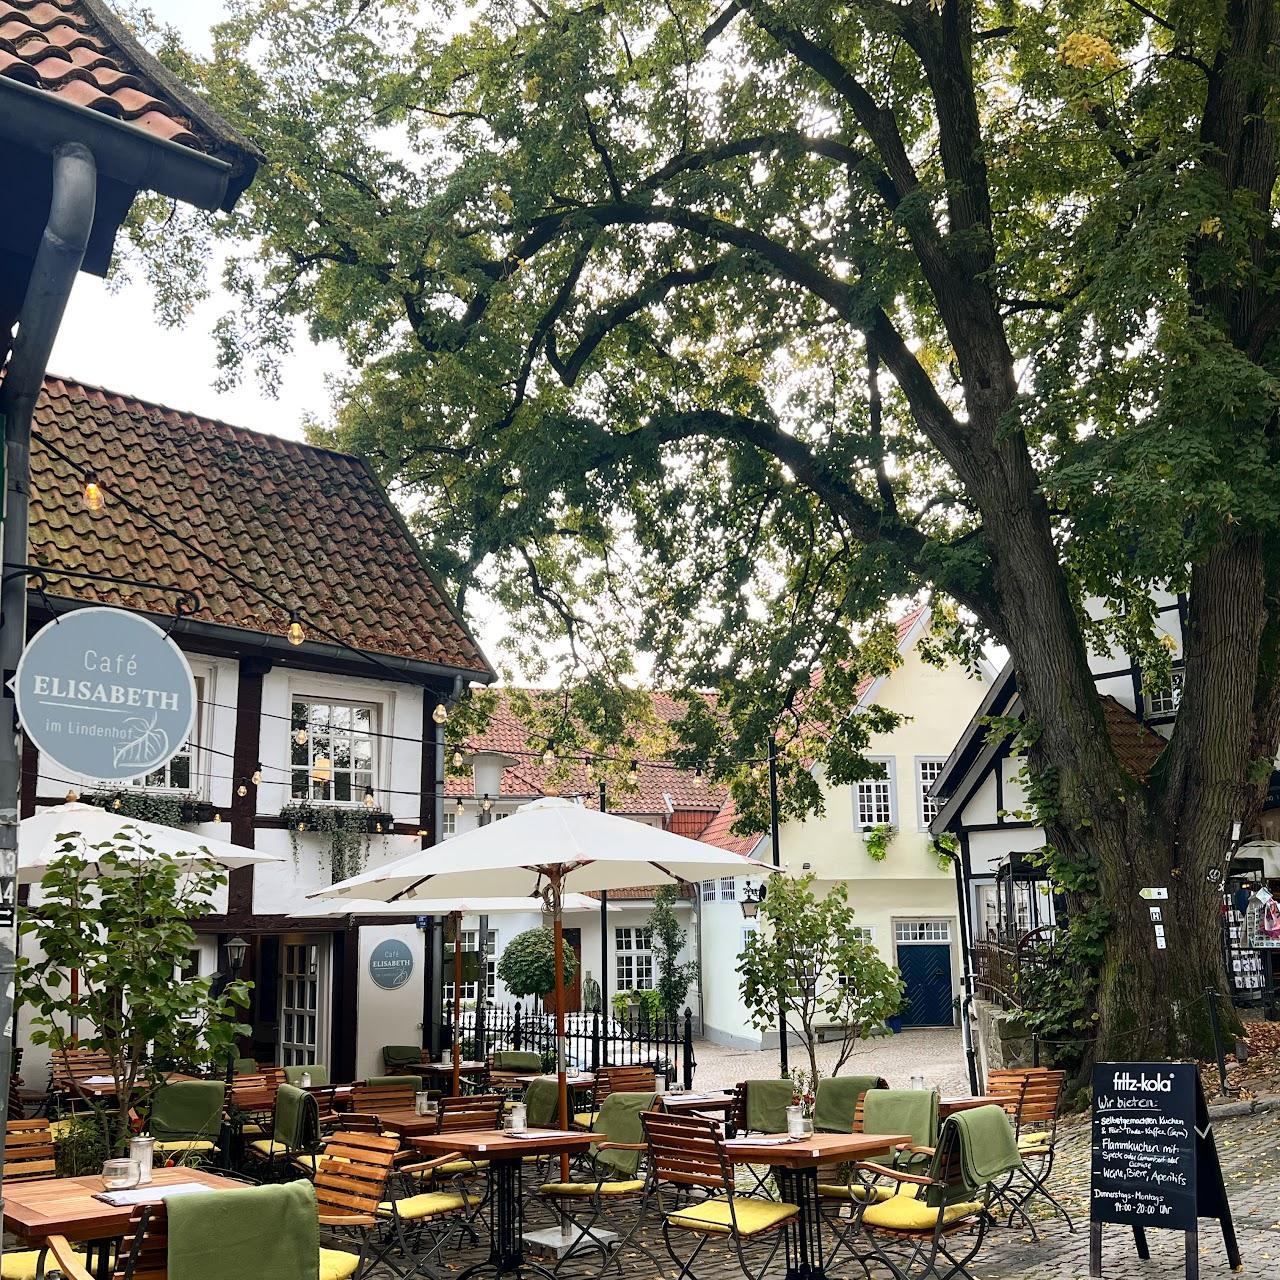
[698, 606, 994, 1047]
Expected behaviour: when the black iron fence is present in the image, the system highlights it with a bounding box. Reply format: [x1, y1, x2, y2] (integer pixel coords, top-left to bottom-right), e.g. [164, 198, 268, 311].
[443, 1001, 697, 1088]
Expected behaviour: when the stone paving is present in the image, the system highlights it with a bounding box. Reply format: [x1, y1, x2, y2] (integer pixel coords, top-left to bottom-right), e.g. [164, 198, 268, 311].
[349, 1107, 1280, 1279]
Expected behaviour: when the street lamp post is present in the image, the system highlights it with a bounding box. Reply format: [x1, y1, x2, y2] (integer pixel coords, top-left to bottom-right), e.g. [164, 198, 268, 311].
[219, 935, 249, 1168]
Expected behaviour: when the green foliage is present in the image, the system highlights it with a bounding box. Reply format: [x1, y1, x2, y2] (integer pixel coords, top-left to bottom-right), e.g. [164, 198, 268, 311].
[931, 833, 960, 874]
[53, 1109, 112, 1176]
[496, 927, 579, 999]
[738, 874, 903, 1085]
[84, 790, 187, 828]
[1015, 936, 1093, 1073]
[610, 989, 634, 1020]
[863, 824, 896, 863]
[279, 800, 386, 882]
[645, 886, 698, 1019]
[18, 832, 252, 1152]
[636, 987, 664, 1031]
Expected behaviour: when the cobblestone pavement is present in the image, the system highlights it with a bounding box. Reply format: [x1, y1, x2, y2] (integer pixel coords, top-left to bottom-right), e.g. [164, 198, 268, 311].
[349, 1108, 1280, 1280]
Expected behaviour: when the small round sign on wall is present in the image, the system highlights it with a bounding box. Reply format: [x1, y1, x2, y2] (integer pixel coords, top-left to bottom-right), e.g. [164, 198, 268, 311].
[369, 939, 415, 990]
[14, 607, 197, 783]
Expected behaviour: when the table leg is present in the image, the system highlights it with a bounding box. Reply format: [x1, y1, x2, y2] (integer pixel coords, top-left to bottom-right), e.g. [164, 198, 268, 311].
[776, 1166, 826, 1280]
[457, 1156, 556, 1280]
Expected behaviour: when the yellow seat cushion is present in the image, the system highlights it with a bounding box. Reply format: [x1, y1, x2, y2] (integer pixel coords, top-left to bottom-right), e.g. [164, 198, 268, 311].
[540, 1179, 646, 1197]
[573, 1111, 598, 1128]
[430, 1158, 488, 1177]
[246, 1138, 295, 1159]
[380, 1190, 478, 1221]
[47, 1119, 74, 1141]
[1019, 1132, 1050, 1148]
[2, 1251, 45, 1280]
[668, 1196, 798, 1237]
[319, 1247, 361, 1280]
[861, 1193, 984, 1233]
[817, 1182, 893, 1204]
[153, 1138, 217, 1154]
[1018, 1144, 1050, 1158]
[240, 1122, 267, 1136]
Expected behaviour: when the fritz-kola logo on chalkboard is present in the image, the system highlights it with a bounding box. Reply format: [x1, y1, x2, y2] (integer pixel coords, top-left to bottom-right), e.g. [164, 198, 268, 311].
[1109, 1070, 1172, 1092]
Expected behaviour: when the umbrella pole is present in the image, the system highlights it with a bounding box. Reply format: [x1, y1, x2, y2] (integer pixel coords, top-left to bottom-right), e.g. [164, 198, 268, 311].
[452, 911, 462, 1097]
[553, 870, 570, 1180]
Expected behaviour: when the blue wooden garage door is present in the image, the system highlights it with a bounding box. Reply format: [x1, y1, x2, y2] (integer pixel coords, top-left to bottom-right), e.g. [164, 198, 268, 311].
[897, 941, 953, 1027]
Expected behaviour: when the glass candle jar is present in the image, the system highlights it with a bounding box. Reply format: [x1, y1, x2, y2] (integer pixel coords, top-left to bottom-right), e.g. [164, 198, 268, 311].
[102, 1158, 141, 1191]
[786, 1105, 806, 1138]
[127, 1136, 155, 1186]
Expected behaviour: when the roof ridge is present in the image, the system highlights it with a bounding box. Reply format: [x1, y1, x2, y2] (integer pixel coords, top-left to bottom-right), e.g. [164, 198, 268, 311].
[42, 372, 363, 466]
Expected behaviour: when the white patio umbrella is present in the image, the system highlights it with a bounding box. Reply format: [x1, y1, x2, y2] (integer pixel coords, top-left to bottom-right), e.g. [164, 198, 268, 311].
[318, 796, 772, 1171]
[19, 801, 284, 882]
[295, 894, 605, 917]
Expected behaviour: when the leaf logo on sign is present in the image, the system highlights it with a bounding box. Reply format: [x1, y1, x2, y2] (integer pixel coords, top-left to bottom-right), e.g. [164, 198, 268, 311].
[112, 716, 171, 770]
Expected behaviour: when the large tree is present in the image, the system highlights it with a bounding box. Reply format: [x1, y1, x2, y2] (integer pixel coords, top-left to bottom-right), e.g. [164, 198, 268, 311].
[135, 0, 1278, 1061]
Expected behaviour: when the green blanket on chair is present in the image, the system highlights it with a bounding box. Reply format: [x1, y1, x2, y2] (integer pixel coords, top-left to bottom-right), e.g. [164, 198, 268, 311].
[949, 1104, 1022, 1190]
[149, 1081, 224, 1140]
[523, 1077, 560, 1128]
[168, 1180, 319, 1280]
[591, 1091, 656, 1178]
[745, 1078, 794, 1133]
[813, 1075, 885, 1133]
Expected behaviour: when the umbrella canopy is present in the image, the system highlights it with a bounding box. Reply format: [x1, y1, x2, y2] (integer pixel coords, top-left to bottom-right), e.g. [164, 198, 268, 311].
[296, 893, 606, 918]
[19, 802, 284, 882]
[316, 796, 770, 902]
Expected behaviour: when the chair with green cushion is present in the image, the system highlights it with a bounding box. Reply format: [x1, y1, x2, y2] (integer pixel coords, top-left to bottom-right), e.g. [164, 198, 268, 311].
[813, 1075, 888, 1133]
[741, 1078, 793, 1134]
[246, 1083, 320, 1179]
[381, 1046, 423, 1073]
[539, 1091, 661, 1276]
[284, 1064, 329, 1087]
[54, 1177, 361, 1280]
[850, 1106, 1021, 1280]
[234, 1058, 259, 1076]
[523, 1077, 560, 1129]
[492, 1050, 543, 1072]
[146, 1081, 225, 1162]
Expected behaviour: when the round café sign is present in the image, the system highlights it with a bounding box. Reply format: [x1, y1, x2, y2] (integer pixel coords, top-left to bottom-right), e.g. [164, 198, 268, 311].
[15, 607, 196, 783]
[369, 939, 414, 990]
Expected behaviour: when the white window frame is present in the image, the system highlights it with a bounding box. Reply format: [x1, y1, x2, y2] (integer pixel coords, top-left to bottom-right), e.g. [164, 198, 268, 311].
[1147, 668, 1184, 718]
[701, 880, 715, 902]
[615, 926, 654, 991]
[916, 757, 947, 830]
[289, 675, 391, 803]
[278, 935, 330, 1068]
[444, 927, 496, 1003]
[441, 810, 457, 838]
[894, 919, 951, 944]
[854, 758, 897, 828]
[127, 664, 215, 797]
[719, 876, 736, 901]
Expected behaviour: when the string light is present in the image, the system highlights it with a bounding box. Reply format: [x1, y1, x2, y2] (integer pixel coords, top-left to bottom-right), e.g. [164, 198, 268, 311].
[310, 755, 333, 785]
[363, 787, 376, 809]
[294, 728, 308, 746]
[432, 702, 449, 725]
[65, 788, 78, 803]
[82, 474, 105, 513]
[251, 763, 263, 786]
[213, 812, 222, 824]
[628, 759, 639, 781]
[482, 795, 492, 812]
[375, 821, 383, 833]
[112, 797, 121, 809]
[452, 751, 464, 769]
[286, 611, 305, 646]
[236, 778, 248, 798]
[454, 797, 465, 817]
[542, 742, 556, 767]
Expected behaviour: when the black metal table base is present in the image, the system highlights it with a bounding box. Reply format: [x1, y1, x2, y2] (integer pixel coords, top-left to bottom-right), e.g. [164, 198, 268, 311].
[457, 1157, 557, 1280]
[777, 1167, 828, 1280]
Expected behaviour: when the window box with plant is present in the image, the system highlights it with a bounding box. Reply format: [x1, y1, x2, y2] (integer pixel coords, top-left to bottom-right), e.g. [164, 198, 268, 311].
[279, 799, 393, 882]
[85, 790, 214, 828]
[863, 823, 897, 862]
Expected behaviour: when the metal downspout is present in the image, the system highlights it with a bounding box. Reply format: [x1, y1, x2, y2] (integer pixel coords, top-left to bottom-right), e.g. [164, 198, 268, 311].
[0, 142, 98, 1204]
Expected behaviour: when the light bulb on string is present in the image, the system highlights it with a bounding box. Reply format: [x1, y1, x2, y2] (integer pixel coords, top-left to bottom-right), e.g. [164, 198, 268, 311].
[452, 751, 463, 769]
[482, 795, 492, 812]
[627, 759, 639, 781]
[65, 788, 78, 803]
[251, 763, 263, 786]
[454, 798, 465, 817]
[294, 728, 308, 746]
[363, 787, 376, 809]
[542, 742, 556, 767]
[236, 778, 248, 798]
[213, 813, 222, 824]
[432, 702, 449, 726]
[82, 474, 105, 513]
[286, 611, 305, 646]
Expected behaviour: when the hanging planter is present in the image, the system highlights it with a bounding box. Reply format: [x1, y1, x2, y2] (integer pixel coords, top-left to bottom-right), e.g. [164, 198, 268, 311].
[84, 790, 214, 828]
[863, 823, 897, 862]
[279, 800, 393, 882]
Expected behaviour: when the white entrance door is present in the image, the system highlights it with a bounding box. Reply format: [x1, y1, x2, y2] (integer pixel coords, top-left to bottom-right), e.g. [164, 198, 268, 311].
[279, 938, 326, 1066]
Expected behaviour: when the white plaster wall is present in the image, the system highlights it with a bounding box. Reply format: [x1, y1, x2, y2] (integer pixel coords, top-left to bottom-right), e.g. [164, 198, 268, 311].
[356, 924, 425, 1080]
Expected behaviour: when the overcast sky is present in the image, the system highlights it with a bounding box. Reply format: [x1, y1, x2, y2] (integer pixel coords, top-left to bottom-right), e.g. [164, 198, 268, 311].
[48, 0, 332, 441]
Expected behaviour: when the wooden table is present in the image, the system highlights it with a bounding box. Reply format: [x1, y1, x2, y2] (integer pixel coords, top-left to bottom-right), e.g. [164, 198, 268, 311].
[722, 1132, 912, 1280]
[411, 1127, 595, 1279]
[512, 1072, 594, 1089]
[939, 1094, 1005, 1117]
[4, 1167, 245, 1280]
[375, 1107, 455, 1139]
[72, 1071, 203, 1100]
[660, 1090, 735, 1117]
[404, 1060, 488, 1077]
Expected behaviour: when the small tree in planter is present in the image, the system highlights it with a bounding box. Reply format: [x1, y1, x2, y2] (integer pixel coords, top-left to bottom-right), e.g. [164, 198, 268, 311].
[646, 886, 698, 1021]
[17, 831, 252, 1154]
[738, 873, 903, 1086]
[496, 927, 579, 1002]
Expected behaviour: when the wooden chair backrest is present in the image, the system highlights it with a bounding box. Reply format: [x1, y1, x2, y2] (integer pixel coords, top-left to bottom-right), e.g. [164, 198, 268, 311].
[259, 1066, 287, 1087]
[5, 1119, 56, 1181]
[228, 1074, 277, 1114]
[597, 1065, 656, 1101]
[1014, 1072, 1065, 1136]
[313, 1131, 398, 1224]
[437, 1093, 502, 1132]
[642, 1111, 731, 1195]
[729, 1081, 749, 1133]
[113, 1203, 168, 1280]
[351, 1081, 415, 1113]
[51, 1048, 114, 1089]
[927, 1119, 972, 1206]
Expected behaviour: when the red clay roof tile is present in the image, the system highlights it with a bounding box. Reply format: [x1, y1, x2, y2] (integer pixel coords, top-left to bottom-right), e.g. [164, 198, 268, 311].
[29, 375, 493, 676]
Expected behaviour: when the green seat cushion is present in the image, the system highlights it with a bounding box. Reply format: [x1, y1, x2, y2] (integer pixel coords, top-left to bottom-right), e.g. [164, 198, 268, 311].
[492, 1051, 543, 1072]
[668, 1197, 798, 1237]
[284, 1065, 329, 1087]
[381, 1046, 423, 1069]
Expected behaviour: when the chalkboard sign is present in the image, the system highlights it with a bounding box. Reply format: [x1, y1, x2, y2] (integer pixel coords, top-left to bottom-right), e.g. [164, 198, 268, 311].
[1090, 1061, 1240, 1280]
[1091, 1061, 1197, 1230]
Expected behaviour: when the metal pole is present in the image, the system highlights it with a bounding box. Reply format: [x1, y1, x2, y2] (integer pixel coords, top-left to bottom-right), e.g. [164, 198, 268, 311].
[951, 843, 981, 1094]
[1205, 987, 1231, 1098]
[0, 144, 97, 1211]
[767, 734, 788, 1075]
[598, 779, 608, 1056]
